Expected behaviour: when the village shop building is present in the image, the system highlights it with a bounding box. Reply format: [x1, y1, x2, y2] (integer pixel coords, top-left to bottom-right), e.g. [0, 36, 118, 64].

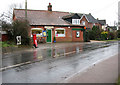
[13, 3, 88, 43]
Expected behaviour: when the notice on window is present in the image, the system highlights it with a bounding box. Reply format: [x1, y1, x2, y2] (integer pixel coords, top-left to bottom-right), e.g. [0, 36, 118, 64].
[76, 31, 80, 37]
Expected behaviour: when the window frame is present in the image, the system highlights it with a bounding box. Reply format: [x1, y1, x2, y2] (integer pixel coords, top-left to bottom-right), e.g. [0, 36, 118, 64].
[72, 19, 80, 25]
[55, 28, 66, 37]
[76, 31, 80, 38]
[31, 28, 43, 37]
[82, 21, 85, 26]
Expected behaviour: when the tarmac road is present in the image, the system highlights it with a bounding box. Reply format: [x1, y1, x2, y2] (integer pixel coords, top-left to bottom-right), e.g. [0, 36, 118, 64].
[1, 41, 119, 83]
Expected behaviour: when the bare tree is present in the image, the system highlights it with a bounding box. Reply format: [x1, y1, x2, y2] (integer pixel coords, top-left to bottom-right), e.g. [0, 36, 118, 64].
[0, 3, 23, 24]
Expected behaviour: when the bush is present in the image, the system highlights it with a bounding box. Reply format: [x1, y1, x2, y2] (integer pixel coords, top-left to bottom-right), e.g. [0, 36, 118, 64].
[88, 26, 101, 40]
[84, 31, 90, 42]
[12, 20, 31, 45]
[117, 30, 120, 38]
[88, 30, 95, 40]
[108, 32, 117, 40]
[101, 31, 108, 40]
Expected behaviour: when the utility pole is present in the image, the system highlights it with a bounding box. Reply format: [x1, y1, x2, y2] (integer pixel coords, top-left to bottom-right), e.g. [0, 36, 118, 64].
[25, 0, 27, 20]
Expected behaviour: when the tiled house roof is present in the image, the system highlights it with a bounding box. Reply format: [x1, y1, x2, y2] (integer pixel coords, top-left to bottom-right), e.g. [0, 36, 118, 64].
[85, 14, 98, 23]
[62, 13, 98, 23]
[14, 9, 72, 26]
[98, 20, 106, 25]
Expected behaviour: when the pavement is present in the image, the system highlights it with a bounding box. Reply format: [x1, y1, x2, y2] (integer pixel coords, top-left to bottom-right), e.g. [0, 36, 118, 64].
[63, 54, 118, 83]
[2, 40, 104, 54]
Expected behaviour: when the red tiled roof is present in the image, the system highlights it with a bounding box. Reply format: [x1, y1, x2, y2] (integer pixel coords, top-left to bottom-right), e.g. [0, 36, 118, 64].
[14, 9, 71, 26]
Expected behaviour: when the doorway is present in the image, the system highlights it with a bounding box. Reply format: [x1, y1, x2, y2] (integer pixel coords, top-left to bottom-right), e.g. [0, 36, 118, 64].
[47, 29, 52, 43]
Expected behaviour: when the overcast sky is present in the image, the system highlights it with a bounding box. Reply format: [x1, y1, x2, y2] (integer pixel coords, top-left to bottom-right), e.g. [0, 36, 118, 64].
[0, 0, 119, 25]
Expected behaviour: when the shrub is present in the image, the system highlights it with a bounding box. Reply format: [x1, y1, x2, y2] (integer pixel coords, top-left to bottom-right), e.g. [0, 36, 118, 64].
[117, 30, 120, 38]
[108, 32, 117, 40]
[88, 26, 101, 40]
[84, 31, 90, 42]
[12, 20, 31, 45]
[101, 31, 108, 40]
[88, 30, 95, 40]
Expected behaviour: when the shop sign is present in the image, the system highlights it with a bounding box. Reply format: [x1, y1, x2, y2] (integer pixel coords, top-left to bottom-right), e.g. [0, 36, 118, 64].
[44, 26, 54, 29]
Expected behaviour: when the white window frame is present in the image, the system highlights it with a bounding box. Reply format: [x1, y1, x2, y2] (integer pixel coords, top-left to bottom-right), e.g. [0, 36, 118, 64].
[55, 28, 65, 37]
[82, 21, 85, 26]
[72, 19, 80, 25]
[76, 31, 80, 38]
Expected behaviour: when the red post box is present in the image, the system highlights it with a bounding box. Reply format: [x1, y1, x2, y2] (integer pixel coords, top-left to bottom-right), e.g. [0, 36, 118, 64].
[33, 34, 38, 48]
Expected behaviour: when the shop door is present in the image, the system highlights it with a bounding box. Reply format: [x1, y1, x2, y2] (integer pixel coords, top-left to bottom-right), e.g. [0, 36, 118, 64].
[47, 29, 52, 42]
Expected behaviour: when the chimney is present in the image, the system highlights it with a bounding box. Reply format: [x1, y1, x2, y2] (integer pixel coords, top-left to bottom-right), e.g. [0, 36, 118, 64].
[89, 13, 91, 15]
[48, 3, 52, 11]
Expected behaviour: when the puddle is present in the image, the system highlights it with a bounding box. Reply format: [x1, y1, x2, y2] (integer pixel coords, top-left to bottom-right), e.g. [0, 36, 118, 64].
[2, 42, 116, 69]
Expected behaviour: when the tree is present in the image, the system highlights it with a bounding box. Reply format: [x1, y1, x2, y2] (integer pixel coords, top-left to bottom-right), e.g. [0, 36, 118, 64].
[0, 3, 23, 23]
[88, 26, 102, 40]
[12, 19, 31, 45]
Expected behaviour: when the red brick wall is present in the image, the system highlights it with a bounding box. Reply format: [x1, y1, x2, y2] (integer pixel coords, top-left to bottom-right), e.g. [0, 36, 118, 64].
[72, 30, 83, 42]
[54, 27, 72, 42]
[80, 16, 102, 29]
[80, 16, 93, 29]
[2, 34, 8, 41]
[95, 23, 102, 30]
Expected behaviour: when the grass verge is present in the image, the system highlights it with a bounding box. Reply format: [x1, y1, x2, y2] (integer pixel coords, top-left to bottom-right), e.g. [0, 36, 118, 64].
[0, 41, 16, 47]
[116, 76, 120, 85]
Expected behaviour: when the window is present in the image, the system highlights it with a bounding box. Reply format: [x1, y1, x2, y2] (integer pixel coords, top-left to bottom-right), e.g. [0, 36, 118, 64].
[76, 31, 80, 38]
[31, 28, 43, 37]
[55, 28, 65, 37]
[72, 19, 80, 25]
[82, 21, 85, 25]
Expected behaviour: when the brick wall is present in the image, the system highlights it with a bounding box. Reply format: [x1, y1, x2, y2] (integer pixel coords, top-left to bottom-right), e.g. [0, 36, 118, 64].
[72, 30, 83, 42]
[80, 16, 102, 29]
[2, 34, 8, 41]
[54, 27, 72, 42]
[80, 16, 93, 29]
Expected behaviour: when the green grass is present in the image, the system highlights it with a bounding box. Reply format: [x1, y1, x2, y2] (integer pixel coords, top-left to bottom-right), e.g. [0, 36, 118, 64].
[0, 41, 16, 47]
[116, 76, 120, 85]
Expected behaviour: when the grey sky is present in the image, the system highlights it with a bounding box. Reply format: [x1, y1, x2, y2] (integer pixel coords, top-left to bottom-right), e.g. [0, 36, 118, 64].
[0, 0, 119, 25]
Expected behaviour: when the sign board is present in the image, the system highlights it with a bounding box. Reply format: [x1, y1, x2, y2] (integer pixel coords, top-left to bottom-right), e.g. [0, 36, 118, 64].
[44, 26, 54, 29]
[16, 36, 21, 45]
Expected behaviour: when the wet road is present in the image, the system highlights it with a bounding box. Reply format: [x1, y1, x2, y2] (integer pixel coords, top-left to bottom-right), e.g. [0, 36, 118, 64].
[1, 41, 119, 83]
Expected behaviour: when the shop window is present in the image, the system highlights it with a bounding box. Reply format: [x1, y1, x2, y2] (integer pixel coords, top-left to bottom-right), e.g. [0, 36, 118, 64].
[31, 28, 43, 37]
[55, 28, 65, 37]
[76, 31, 80, 38]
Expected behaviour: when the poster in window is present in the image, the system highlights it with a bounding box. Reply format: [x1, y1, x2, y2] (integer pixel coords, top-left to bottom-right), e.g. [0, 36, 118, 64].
[76, 31, 80, 37]
[43, 31, 46, 37]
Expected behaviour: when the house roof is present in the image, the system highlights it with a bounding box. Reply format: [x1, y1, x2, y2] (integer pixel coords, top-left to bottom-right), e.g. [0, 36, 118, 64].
[14, 9, 75, 26]
[98, 20, 106, 25]
[84, 14, 98, 23]
[62, 13, 98, 23]
[108, 26, 117, 30]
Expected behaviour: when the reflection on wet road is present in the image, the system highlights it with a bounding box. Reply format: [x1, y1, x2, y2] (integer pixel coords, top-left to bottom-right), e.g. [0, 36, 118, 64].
[2, 41, 118, 83]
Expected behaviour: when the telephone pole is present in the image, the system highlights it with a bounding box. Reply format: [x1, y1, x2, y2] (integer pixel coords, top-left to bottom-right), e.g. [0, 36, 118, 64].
[25, 0, 27, 20]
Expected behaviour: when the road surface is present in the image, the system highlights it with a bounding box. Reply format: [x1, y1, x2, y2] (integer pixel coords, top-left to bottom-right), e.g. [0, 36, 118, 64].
[1, 41, 119, 83]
